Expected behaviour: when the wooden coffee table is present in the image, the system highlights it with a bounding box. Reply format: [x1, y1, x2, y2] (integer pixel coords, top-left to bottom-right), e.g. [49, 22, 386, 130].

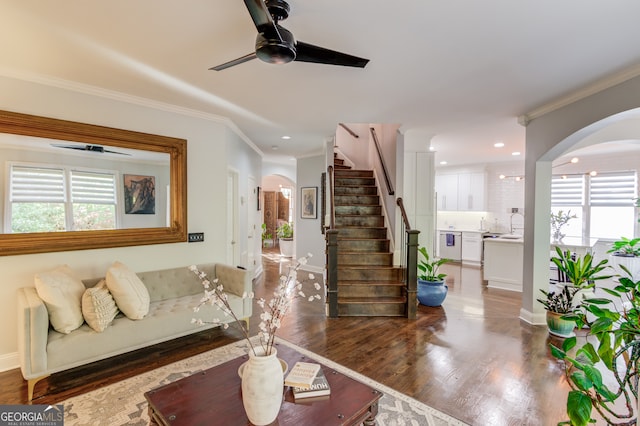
[144, 342, 382, 425]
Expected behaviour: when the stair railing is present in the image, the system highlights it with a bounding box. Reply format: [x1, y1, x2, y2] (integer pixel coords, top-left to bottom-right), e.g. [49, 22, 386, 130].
[326, 164, 339, 317]
[369, 127, 395, 196]
[397, 197, 419, 319]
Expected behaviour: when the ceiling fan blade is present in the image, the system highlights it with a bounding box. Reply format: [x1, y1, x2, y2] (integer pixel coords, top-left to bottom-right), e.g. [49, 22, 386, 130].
[295, 41, 369, 68]
[103, 149, 131, 156]
[243, 0, 282, 41]
[51, 143, 130, 155]
[210, 52, 258, 71]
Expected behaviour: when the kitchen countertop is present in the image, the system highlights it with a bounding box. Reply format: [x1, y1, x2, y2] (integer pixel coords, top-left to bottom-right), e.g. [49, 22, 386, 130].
[437, 229, 492, 233]
[488, 234, 524, 243]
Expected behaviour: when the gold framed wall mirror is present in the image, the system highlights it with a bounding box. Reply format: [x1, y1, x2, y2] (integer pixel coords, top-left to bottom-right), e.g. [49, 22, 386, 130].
[0, 109, 187, 256]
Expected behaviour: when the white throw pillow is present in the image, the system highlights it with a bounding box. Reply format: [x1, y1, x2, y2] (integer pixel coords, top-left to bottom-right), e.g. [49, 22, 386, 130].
[106, 261, 150, 319]
[82, 279, 119, 332]
[34, 265, 85, 334]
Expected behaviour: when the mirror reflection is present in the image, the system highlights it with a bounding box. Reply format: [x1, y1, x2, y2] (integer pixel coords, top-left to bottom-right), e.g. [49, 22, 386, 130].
[0, 109, 187, 256]
[1, 134, 170, 233]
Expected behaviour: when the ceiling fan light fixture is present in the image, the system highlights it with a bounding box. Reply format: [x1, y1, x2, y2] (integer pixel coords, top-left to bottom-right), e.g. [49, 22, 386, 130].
[255, 29, 296, 64]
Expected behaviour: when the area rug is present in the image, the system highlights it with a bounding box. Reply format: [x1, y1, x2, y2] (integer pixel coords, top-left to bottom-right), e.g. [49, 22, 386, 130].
[59, 337, 467, 426]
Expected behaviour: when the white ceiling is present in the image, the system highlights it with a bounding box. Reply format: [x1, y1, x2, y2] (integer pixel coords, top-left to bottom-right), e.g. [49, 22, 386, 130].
[2, 1, 640, 166]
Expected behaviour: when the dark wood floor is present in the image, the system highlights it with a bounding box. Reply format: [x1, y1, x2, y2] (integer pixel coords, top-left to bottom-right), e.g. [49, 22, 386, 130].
[0, 249, 576, 425]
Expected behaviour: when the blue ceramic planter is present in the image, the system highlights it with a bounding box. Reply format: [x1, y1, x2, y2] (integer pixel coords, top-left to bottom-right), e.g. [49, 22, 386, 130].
[417, 279, 448, 307]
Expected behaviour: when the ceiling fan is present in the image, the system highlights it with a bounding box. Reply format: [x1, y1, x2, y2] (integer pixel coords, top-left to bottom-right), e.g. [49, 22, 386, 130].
[51, 144, 131, 155]
[210, 0, 369, 71]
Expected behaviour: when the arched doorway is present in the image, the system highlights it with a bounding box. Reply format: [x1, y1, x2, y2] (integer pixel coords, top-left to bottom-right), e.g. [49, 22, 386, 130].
[523, 89, 640, 324]
[260, 175, 295, 255]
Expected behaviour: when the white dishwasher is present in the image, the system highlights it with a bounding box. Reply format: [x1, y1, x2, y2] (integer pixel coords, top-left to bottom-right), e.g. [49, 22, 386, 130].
[439, 231, 461, 261]
[461, 232, 483, 264]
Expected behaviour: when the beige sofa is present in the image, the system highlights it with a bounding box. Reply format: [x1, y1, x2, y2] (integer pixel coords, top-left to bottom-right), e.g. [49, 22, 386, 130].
[17, 263, 251, 401]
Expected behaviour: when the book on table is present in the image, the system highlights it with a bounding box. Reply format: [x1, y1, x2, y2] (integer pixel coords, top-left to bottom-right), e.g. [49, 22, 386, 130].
[293, 368, 331, 400]
[284, 361, 321, 388]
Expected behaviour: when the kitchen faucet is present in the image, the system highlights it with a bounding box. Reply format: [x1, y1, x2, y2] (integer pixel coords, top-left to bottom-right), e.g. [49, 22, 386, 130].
[510, 212, 524, 234]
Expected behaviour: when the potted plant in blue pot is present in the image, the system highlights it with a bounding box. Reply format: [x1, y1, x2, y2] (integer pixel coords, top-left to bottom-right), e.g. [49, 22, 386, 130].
[417, 246, 450, 307]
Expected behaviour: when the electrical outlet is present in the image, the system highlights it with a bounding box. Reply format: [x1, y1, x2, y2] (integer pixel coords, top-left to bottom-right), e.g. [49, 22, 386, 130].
[188, 232, 204, 243]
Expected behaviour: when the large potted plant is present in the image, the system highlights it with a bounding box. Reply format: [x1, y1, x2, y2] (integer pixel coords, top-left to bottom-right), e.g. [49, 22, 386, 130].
[551, 247, 612, 305]
[276, 222, 294, 258]
[550, 266, 640, 426]
[417, 246, 450, 307]
[536, 286, 580, 338]
[607, 237, 640, 281]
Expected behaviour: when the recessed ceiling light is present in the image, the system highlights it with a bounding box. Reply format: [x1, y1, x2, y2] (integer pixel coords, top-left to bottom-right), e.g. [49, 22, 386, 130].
[590, 170, 598, 176]
[494, 142, 505, 148]
[429, 146, 435, 151]
[440, 161, 447, 165]
[271, 145, 279, 150]
[512, 152, 521, 156]
[499, 174, 506, 179]
[281, 135, 291, 140]
[570, 157, 579, 163]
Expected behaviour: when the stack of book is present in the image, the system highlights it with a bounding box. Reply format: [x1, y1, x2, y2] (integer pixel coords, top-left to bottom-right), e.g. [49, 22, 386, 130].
[284, 361, 331, 400]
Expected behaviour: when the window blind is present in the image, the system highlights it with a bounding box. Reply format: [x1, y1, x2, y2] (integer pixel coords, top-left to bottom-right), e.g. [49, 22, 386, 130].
[551, 175, 584, 206]
[71, 170, 116, 204]
[590, 172, 637, 206]
[10, 165, 65, 202]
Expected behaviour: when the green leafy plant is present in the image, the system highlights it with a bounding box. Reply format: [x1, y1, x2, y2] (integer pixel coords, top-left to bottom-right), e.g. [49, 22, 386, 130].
[276, 222, 293, 239]
[537, 286, 580, 314]
[607, 237, 640, 257]
[261, 223, 272, 241]
[417, 246, 449, 281]
[551, 247, 613, 290]
[550, 266, 639, 426]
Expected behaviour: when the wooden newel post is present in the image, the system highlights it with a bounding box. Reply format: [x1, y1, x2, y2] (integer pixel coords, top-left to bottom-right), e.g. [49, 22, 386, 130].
[406, 229, 420, 319]
[326, 229, 339, 318]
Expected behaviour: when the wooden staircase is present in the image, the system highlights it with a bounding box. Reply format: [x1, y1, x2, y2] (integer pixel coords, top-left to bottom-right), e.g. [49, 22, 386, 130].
[332, 155, 406, 316]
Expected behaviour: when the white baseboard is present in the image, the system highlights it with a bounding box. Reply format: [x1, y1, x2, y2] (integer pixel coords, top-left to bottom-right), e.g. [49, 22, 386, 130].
[0, 352, 19, 373]
[300, 264, 324, 275]
[520, 307, 546, 325]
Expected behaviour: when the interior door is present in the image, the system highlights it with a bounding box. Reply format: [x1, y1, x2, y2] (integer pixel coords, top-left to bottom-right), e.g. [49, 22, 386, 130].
[247, 176, 257, 273]
[227, 170, 239, 266]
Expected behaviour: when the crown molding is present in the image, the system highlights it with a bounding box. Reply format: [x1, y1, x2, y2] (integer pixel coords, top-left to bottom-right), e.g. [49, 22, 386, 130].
[0, 67, 265, 157]
[518, 64, 640, 126]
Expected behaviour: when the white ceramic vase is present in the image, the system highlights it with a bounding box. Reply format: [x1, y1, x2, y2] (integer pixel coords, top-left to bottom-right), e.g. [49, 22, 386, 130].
[241, 347, 284, 425]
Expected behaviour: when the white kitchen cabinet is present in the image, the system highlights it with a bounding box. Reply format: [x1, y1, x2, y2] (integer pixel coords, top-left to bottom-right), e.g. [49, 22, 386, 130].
[457, 172, 486, 211]
[435, 174, 458, 211]
[461, 232, 483, 264]
[435, 172, 486, 211]
[483, 238, 524, 292]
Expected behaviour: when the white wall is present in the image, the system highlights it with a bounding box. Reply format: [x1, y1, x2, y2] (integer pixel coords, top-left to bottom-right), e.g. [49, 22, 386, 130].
[401, 129, 436, 255]
[0, 75, 257, 370]
[295, 155, 325, 273]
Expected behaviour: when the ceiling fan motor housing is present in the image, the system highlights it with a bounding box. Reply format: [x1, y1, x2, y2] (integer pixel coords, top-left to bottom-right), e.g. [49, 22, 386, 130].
[265, 0, 290, 21]
[255, 25, 296, 64]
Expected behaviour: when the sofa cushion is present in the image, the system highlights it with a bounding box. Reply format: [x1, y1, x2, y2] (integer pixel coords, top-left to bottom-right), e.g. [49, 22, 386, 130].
[34, 265, 85, 334]
[106, 262, 150, 320]
[82, 280, 119, 332]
